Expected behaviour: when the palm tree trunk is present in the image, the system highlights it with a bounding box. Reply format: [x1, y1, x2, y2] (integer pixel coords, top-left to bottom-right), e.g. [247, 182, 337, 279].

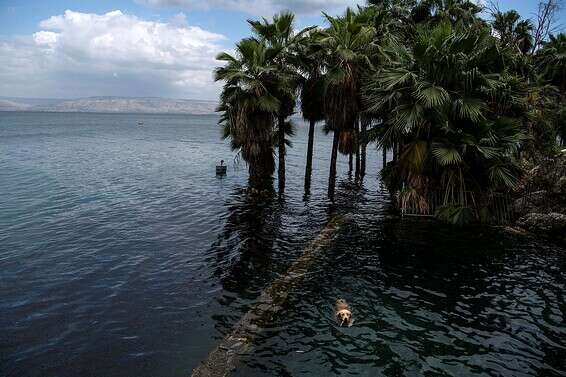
[304, 120, 316, 194]
[355, 147, 360, 182]
[278, 116, 285, 194]
[382, 147, 386, 170]
[328, 130, 340, 200]
[360, 121, 367, 179]
[348, 153, 353, 176]
[393, 142, 398, 163]
[249, 155, 271, 190]
[355, 121, 360, 182]
[247, 114, 275, 190]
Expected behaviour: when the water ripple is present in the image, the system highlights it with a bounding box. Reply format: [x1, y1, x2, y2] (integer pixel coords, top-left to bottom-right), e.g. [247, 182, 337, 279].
[1, 112, 565, 377]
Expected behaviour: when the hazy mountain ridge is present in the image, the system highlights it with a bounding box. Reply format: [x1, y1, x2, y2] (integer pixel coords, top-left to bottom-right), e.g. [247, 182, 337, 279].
[0, 99, 33, 111]
[0, 97, 218, 114]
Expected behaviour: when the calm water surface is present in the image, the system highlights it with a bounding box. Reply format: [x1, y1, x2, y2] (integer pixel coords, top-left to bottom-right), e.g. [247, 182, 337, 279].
[1, 112, 565, 377]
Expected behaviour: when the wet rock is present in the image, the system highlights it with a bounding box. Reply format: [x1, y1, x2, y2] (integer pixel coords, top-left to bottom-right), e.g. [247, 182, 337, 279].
[555, 176, 566, 194]
[516, 213, 566, 240]
[503, 226, 531, 237]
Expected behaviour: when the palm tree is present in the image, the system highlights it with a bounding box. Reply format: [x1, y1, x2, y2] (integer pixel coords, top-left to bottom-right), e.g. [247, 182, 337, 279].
[492, 10, 534, 55]
[215, 38, 281, 188]
[536, 33, 566, 145]
[364, 22, 527, 223]
[411, 0, 482, 27]
[359, 114, 373, 179]
[537, 33, 566, 91]
[295, 32, 325, 194]
[248, 12, 314, 194]
[319, 8, 376, 199]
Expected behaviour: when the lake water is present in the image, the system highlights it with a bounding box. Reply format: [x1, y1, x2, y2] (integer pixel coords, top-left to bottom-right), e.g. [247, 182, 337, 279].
[1, 112, 565, 377]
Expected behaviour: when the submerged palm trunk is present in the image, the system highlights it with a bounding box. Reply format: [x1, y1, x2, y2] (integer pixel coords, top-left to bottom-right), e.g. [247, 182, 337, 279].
[355, 147, 360, 181]
[248, 144, 274, 189]
[246, 113, 275, 190]
[278, 116, 285, 194]
[328, 130, 340, 199]
[304, 120, 316, 194]
[360, 121, 367, 179]
[249, 157, 273, 189]
[355, 121, 360, 182]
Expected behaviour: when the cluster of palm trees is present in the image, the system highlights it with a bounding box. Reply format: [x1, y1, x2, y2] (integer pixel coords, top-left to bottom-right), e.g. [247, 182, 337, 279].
[215, 0, 566, 223]
[215, 9, 374, 199]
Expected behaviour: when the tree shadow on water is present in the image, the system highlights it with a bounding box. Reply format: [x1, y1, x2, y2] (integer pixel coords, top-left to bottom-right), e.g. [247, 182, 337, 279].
[206, 184, 285, 299]
[203, 179, 359, 337]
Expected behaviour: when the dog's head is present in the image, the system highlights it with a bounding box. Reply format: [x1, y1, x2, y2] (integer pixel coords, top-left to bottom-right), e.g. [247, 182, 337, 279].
[336, 309, 352, 325]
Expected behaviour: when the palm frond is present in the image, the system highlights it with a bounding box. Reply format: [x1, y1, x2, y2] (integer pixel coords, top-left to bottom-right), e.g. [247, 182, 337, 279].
[454, 97, 485, 122]
[432, 145, 463, 166]
[414, 83, 450, 108]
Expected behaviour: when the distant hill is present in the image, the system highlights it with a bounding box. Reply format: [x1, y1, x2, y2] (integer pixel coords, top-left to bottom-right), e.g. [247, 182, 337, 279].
[0, 99, 33, 111]
[0, 96, 218, 115]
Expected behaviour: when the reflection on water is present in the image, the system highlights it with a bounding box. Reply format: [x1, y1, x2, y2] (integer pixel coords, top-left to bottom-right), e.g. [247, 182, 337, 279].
[209, 188, 281, 295]
[1, 112, 565, 377]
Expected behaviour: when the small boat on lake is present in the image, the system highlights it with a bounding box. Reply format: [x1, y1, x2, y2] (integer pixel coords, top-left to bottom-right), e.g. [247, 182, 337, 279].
[216, 160, 227, 175]
[137, 121, 144, 126]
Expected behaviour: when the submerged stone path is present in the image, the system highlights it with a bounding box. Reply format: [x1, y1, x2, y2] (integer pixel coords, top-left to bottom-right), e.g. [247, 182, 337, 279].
[190, 215, 347, 377]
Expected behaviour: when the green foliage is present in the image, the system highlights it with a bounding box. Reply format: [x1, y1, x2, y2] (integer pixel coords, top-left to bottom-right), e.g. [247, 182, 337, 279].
[215, 0, 565, 217]
[295, 30, 326, 124]
[537, 33, 566, 91]
[216, 13, 313, 186]
[492, 10, 533, 55]
[215, 38, 281, 185]
[319, 8, 376, 138]
[435, 205, 475, 226]
[364, 20, 529, 224]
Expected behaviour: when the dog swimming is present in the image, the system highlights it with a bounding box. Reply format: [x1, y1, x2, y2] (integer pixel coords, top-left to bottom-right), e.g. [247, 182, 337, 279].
[335, 299, 353, 327]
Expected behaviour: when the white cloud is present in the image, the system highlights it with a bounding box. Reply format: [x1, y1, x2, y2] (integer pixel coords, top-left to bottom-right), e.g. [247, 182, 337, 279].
[137, 0, 362, 16]
[0, 10, 227, 99]
[33, 31, 59, 47]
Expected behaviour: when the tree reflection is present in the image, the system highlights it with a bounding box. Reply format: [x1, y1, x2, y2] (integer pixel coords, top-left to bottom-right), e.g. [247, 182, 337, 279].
[207, 185, 282, 295]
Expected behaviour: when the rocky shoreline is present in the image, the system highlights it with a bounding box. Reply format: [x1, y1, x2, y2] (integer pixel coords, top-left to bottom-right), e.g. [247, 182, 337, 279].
[511, 152, 566, 242]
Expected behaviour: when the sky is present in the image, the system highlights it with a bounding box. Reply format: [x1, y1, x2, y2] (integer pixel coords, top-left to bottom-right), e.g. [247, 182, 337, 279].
[0, 0, 563, 100]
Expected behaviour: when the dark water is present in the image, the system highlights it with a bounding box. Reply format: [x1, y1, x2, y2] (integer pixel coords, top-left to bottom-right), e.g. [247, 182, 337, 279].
[1, 112, 565, 377]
